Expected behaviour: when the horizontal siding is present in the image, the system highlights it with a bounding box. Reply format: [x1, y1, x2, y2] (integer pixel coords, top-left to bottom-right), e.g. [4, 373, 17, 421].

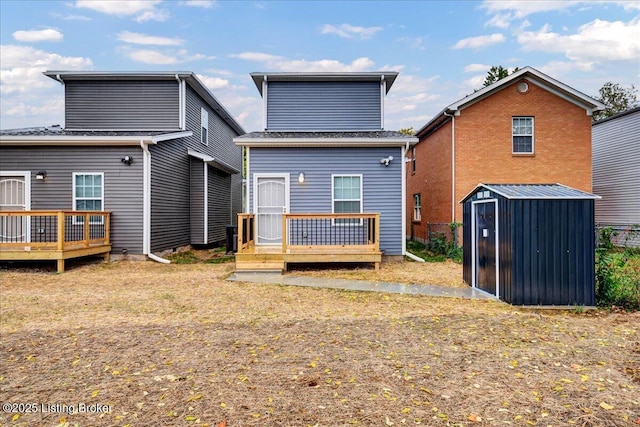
[0, 146, 144, 254]
[208, 168, 232, 244]
[266, 82, 381, 131]
[65, 80, 179, 130]
[190, 157, 205, 244]
[592, 110, 640, 224]
[249, 146, 403, 255]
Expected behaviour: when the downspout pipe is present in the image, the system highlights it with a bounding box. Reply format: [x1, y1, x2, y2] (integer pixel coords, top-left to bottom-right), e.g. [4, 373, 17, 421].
[443, 111, 456, 223]
[140, 140, 171, 264]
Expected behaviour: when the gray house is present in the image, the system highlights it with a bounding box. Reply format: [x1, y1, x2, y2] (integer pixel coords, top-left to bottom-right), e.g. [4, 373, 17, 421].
[592, 106, 640, 246]
[0, 71, 243, 266]
[234, 72, 417, 271]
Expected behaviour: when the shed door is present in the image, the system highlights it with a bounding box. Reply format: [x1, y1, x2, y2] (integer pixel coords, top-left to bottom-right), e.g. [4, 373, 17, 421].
[475, 200, 497, 296]
[0, 174, 29, 243]
[255, 175, 289, 245]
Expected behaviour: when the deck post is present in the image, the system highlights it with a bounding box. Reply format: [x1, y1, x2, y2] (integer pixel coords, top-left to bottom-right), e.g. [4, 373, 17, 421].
[282, 214, 288, 253]
[237, 214, 244, 252]
[374, 214, 380, 252]
[104, 213, 111, 244]
[84, 212, 90, 247]
[57, 259, 65, 273]
[57, 211, 65, 251]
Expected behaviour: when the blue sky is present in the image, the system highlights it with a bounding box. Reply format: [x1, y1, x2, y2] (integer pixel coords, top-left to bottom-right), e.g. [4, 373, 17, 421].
[1, 0, 638, 132]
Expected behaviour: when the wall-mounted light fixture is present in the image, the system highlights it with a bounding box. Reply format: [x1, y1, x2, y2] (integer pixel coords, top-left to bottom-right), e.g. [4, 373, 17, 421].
[35, 171, 47, 180]
[121, 155, 133, 165]
[298, 172, 305, 183]
[380, 156, 394, 167]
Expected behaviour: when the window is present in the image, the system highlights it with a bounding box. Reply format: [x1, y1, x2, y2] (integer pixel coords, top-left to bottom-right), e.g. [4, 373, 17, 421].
[73, 173, 104, 224]
[411, 146, 416, 173]
[201, 107, 209, 145]
[413, 193, 421, 221]
[512, 117, 534, 153]
[332, 175, 362, 225]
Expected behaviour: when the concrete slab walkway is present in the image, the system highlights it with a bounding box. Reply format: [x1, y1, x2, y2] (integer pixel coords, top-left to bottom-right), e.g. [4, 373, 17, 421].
[227, 272, 497, 300]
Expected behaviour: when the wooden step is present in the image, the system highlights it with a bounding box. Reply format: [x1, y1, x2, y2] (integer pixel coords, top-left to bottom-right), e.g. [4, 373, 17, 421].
[235, 260, 285, 272]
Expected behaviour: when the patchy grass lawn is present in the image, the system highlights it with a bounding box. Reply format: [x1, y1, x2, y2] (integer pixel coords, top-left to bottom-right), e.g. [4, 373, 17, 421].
[0, 260, 638, 427]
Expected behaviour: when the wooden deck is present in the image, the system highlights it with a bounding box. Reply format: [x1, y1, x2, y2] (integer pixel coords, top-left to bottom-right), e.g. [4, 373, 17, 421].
[0, 211, 111, 272]
[236, 213, 382, 272]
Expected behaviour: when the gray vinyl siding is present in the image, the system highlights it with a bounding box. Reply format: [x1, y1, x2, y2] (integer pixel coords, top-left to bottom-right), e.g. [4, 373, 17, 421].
[208, 168, 232, 244]
[0, 146, 144, 254]
[65, 80, 179, 130]
[266, 82, 382, 131]
[248, 146, 403, 255]
[190, 157, 205, 244]
[592, 109, 640, 224]
[150, 138, 191, 252]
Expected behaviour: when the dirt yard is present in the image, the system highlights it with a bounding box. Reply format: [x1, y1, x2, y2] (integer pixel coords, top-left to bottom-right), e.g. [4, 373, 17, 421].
[0, 258, 638, 426]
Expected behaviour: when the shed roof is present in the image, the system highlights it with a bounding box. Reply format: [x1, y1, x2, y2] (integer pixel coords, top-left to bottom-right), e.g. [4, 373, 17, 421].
[461, 184, 601, 202]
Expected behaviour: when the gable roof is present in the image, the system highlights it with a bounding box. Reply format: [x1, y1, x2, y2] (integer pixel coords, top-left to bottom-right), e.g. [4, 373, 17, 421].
[250, 72, 398, 96]
[416, 66, 605, 138]
[42, 71, 245, 135]
[460, 183, 600, 203]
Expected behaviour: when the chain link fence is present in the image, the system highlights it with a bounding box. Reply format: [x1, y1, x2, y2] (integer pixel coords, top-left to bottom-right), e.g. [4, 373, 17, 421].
[595, 224, 640, 248]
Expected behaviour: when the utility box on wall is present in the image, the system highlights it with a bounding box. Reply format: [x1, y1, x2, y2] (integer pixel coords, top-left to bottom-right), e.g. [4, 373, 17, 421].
[461, 184, 600, 306]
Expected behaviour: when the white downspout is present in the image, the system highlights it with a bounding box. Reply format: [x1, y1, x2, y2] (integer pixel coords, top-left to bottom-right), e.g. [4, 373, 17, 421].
[140, 140, 171, 264]
[443, 111, 456, 222]
[401, 141, 408, 256]
[203, 162, 208, 244]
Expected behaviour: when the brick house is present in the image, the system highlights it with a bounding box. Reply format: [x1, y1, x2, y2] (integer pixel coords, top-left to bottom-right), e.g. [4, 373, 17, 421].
[407, 66, 604, 242]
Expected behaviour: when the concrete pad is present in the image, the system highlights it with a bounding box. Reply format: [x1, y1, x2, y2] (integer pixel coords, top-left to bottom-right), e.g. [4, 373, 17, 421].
[227, 272, 497, 300]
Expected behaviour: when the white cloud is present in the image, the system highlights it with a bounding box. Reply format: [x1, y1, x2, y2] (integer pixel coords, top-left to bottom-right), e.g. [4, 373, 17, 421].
[482, 1, 579, 19]
[463, 75, 488, 91]
[517, 18, 640, 64]
[230, 52, 376, 72]
[75, 0, 168, 22]
[117, 31, 183, 46]
[13, 29, 64, 43]
[321, 23, 383, 40]
[463, 63, 491, 73]
[119, 47, 212, 64]
[197, 74, 229, 90]
[396, 36, 426, 51]
[181, 0, 217, 8]
[4, 98, 64, 117]
[452, 33, 505, 49]
[485, 13, 512, 29]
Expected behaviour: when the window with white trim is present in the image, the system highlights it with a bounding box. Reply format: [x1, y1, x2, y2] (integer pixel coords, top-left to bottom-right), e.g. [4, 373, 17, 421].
[332, 175, 362, 225]
[73, 172, 104, 224]
[411, 146, 416, 173]
[413, 193, 421, 221]
[201, 107, 209, 145]
[512, 116, 534, 153]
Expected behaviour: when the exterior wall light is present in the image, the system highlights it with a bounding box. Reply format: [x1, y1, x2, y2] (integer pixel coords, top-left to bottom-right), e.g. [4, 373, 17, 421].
[380, 156, 394, 166]
[121, 155, 133, 165]
[35, 171, 47, 180]
[298, 172, 305, 183]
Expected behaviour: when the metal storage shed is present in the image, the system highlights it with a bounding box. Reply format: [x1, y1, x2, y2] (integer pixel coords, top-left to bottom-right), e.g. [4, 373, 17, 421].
[461, 184, 600, 306]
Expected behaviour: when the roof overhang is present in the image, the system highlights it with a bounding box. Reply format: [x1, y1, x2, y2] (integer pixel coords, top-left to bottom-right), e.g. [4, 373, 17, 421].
[250, 72, 399, 96]
[459, 183, 601, 203]
[188, 149, 240, 174]
[0, 131, 192, 146]
[234, 137, 416, 148]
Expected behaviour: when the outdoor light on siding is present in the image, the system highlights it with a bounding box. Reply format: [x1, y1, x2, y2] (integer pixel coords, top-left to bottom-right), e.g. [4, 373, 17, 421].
[35, 171, 47, 180]
[380, 156, 394, 166]
[298, 172, 305, 183]
[121, 155, 133, 165]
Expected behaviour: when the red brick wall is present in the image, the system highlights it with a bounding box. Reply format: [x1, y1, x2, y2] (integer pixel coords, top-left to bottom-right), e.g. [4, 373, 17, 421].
[407, 80, 593, 238]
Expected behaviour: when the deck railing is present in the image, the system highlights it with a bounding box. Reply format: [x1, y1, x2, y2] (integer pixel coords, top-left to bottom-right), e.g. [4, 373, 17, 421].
[237, 212, 380, 253]
[0, 211, 111, 250]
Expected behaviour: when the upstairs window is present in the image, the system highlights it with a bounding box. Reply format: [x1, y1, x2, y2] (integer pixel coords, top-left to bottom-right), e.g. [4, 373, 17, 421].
[411, 146, 416, 173]
[201, 108, 209, 146]
[512, 117, 534, 154]
[413, 193, 421, 221]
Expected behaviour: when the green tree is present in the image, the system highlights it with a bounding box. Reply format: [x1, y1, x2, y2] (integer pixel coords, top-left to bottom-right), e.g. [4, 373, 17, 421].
[482, 65, 519, 87]
[593, 82, 639, 121]
[399, 127, 415, 136]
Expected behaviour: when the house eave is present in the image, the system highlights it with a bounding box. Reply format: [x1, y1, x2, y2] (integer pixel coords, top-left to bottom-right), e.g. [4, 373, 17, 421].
[234, 137, 416, 148]
[187, 149, 240, 174]
[0, 131, 192, 146]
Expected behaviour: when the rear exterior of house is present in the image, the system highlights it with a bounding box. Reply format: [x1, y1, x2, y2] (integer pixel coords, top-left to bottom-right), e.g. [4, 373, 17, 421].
[0, 71, 243, 268]
[407, 67, 604, 243]
[592, 107, 640, 247]
[235, 72, 416, 271]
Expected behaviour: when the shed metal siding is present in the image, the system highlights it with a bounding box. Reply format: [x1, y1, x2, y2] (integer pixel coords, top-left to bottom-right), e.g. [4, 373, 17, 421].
[0, 146, 144, 254]
[266, 82, 382, 131]
[462, 186, 596, 306]
[65, 80, 179, 130]
[592, 109, 640, 224]
[249, 146, 403, 255]
[149, 138, 191, 252]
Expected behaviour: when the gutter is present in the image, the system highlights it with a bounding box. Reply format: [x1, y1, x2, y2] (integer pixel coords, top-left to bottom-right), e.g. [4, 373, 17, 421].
[405, 251, 425, 262]
[140, 139, 171, 264]
[443, 111, 456, 222]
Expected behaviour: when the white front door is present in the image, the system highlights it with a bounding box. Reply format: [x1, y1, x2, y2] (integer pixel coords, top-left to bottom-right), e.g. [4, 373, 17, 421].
[0, 172, 31, 243]
[254, 174, 289, 245]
